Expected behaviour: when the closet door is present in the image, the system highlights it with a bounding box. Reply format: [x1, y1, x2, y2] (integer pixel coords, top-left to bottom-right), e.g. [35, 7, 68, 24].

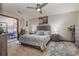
[75, 26, 79, 46]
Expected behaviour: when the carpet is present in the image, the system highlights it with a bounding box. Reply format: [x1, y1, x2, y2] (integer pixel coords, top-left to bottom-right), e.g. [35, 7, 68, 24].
[47, 42, 79, 56]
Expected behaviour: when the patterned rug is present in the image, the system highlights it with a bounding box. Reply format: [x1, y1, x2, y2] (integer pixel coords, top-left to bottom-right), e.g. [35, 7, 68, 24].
[47, 42, 79, 56]
[8, 40, 79, 56]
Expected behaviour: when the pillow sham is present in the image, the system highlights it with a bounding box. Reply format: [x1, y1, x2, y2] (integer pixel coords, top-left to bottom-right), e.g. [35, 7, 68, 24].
[36, 31, 44, 35]
[44, 31, 51, 35]
[36, 30, 51, 35]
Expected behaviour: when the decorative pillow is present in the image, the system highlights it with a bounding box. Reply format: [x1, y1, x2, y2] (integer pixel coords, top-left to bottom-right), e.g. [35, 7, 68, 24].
[44, 31, 51, 35]
[36, 31, 44, 35]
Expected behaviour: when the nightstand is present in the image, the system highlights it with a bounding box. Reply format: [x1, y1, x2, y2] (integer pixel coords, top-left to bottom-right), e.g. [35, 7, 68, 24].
[51, 34, 60, 41]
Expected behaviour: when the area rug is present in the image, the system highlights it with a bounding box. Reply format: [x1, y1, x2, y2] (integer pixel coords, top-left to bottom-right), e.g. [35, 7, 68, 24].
[47, 42, 79, 56]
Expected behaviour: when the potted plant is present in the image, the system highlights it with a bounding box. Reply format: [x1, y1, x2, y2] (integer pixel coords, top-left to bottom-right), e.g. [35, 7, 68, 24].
[0, 27, 4, 34]
[67, 25, 75, 42]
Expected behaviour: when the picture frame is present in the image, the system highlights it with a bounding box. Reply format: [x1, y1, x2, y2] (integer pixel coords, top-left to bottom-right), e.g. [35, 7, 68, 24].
[39, 16, 48, 24]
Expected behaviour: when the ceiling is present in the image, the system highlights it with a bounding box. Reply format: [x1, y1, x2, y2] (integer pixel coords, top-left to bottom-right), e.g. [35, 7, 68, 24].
[1, 3, 79, 19]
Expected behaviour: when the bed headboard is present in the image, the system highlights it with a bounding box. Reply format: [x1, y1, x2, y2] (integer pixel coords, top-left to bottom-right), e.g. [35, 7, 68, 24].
[37, 24, 51, 31]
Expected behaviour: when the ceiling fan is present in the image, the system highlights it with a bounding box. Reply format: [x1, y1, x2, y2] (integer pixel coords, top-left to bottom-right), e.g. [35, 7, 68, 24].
[26, 3, 48, 14]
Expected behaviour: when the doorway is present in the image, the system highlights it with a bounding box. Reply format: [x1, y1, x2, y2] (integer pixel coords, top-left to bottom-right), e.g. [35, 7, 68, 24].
[0, 14, 19, 41]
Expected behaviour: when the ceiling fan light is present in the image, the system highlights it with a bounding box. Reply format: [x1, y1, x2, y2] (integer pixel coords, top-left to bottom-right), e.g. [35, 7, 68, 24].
[37, 8, 40, 11]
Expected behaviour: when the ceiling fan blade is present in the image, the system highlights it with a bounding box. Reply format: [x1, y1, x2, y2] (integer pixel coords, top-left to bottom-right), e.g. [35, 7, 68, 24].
[37, 4, 40, 8]
[40, 3, 48, 8]
[27, 7, 37, 9]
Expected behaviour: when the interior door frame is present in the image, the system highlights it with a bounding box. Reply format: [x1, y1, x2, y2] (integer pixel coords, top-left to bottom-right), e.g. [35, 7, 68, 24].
[0, 14, 19, 40]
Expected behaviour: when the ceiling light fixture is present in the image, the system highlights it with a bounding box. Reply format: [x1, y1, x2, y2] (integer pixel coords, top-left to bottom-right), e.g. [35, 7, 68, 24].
[37, 8, 40, 11]
[27, 3, 48, 13]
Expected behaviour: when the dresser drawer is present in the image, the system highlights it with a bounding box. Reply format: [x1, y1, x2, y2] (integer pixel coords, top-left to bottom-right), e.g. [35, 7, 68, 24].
[51, 34, 60, 41]
[75, 26, 79, 29]
[75, 36, 79, 40]
[75, 30, 79, 33]
[75, 41, 79, 46]
[0, 35, 7, 56]
[0, 45, 2, 55]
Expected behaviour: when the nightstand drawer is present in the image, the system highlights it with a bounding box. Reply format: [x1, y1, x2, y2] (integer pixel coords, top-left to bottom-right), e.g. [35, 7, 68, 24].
[51, 34, 60, 41]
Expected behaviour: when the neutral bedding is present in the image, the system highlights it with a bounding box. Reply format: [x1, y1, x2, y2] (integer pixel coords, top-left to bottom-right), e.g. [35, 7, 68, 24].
[19, 31, 51, 51]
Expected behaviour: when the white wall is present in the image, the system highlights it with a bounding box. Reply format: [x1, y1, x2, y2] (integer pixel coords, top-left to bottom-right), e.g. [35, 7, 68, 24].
[78, 11, 79, 25]
[30, 11, 78, 41]
[30, 18, 39, 32]
[48, 11, 78, 41]
[19, 16, 30, 33]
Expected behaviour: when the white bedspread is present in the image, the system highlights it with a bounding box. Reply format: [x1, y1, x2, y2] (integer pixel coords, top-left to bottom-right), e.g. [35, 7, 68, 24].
[19, 34, 50, 50]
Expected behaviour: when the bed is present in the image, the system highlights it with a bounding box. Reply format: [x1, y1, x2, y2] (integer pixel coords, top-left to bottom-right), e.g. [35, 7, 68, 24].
[19, 24, 51, 51]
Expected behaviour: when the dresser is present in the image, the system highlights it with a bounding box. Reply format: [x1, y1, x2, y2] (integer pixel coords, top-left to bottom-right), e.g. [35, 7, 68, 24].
[0, 34, 7, 56]
[75, 26, 79, 47]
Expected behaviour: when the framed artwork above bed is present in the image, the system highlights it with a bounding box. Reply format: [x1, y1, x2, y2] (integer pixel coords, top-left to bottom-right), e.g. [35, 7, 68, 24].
[39, 16, 48, 25]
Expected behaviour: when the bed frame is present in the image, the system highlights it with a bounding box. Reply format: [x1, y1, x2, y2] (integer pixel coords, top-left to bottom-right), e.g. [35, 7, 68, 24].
[37, 24, 51, 31]
[20, 24, 51, 51]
